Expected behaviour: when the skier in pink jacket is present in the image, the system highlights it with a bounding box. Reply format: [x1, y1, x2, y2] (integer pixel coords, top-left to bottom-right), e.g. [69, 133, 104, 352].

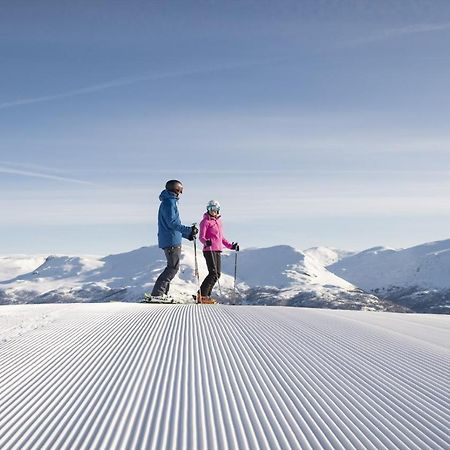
[197, 200, 239, 303]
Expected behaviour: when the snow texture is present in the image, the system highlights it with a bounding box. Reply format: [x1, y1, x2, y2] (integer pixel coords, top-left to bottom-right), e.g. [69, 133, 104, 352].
[1, 239, 450, 312]
[329, 238, 450, 291]
[0, 304, 449, 450]
[0, 245, 359, 305]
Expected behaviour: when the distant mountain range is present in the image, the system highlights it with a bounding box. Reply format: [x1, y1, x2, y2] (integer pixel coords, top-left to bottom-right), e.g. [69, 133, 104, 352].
[328, 239, 450, 314]
[1, 238, 449, 313]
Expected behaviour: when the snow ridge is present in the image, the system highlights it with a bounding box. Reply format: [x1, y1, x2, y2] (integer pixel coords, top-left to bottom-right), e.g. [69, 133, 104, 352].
[329, 238, 450, 291]
[1, 238, 450, 312]
[328, 238, 450, 313]
[0, 304, 449, 450]
[0, 245, 376, 310]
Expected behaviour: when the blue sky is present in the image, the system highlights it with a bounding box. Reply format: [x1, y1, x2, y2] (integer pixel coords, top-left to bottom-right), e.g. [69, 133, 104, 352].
[1, 0, 450, 255]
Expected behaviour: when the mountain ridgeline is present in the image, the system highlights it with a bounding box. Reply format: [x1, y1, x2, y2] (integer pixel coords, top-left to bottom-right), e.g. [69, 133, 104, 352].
[1, 238, 449, 313]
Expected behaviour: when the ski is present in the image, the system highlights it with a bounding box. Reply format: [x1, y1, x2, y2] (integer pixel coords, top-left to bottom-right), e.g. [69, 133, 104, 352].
[139, 293, 218, 305]
[141, 293, 197, 304]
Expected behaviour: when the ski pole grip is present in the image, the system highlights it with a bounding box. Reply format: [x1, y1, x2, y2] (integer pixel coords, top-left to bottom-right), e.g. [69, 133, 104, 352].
[191, 222, 198, 239]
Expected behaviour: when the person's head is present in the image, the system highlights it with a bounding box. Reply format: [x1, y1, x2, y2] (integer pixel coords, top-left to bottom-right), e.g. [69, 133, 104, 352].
[165, 179, 183, 197]
[206, 200, 220, 216]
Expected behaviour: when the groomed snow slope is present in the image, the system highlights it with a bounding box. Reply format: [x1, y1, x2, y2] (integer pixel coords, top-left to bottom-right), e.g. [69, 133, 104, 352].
[0, 305, 449, 450]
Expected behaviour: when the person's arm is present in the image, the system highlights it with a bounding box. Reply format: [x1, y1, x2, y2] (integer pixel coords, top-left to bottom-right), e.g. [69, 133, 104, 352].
[199, 218, 209, 245]
[222, 237, 233, 250]
[166, 200, 192, 237]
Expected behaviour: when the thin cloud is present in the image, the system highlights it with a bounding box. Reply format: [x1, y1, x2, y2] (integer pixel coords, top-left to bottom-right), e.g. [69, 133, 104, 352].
[0, 74, 159, 110]
[348, 22, 450, 46]
[0, 167, 94, 185]
[384, 22, 450, 36]
[0, 59, 280, 111]
[0, 161, 73, 175]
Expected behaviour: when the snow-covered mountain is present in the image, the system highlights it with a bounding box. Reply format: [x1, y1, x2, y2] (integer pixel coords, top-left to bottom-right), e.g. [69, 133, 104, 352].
[0, 245, 391, 311]
[328, 238, 450, 313]
[224, 246, 389, 310]
[303, 246, 355, 267]
[2, 238, 449, 313]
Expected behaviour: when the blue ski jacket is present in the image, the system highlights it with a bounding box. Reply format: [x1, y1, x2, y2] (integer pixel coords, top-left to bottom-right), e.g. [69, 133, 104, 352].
[157, 189, 192, 248]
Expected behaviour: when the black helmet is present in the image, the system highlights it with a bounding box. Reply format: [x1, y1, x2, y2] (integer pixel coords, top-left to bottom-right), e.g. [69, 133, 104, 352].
[165, 179, 183, 194]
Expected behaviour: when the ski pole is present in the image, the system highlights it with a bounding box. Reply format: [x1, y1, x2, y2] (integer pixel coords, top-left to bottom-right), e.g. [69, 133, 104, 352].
[233, 251, 238, 305]
[192, 223, 201, 301]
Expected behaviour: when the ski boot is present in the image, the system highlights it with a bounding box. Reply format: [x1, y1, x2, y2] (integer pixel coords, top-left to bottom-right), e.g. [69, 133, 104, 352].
[202, 296, 217, 304]
[198, 294, 217, 304]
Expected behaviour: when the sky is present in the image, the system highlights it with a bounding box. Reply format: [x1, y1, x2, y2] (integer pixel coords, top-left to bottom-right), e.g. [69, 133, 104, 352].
[1, 0, 450, 256]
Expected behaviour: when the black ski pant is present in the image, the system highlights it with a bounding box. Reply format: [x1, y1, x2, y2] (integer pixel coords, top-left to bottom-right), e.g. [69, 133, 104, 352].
[200, 251, 221, 297]
[151, 246, 181, 296]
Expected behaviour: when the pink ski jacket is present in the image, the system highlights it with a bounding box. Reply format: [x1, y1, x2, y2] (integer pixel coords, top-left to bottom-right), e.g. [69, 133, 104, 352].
[199, 213, 233, 252]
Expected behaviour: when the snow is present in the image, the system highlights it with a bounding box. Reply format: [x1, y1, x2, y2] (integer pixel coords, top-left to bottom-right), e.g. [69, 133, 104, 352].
[0, 245, 359, 304]
[303, 246, 354, 267]
[0, 303, 93, 343]
[329, 238, 450, 291]
[1, 238, 450, 312]
[223, 245, 354, 290]
[0, 304, 449, 450]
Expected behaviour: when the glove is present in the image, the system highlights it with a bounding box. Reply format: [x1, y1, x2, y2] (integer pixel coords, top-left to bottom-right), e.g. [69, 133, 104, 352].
[232, 242, 240, 251]
[205, 239, 212, 247]
[188, 224, 198, 241]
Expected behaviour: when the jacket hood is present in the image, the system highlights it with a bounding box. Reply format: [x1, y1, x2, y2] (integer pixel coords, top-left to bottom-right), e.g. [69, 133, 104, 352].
[159, 189, 178, 202]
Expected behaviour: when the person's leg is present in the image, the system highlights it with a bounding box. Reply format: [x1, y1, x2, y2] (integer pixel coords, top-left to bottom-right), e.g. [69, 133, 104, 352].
[151, 246, 181, 296]
[206, 252, 221, 297]
[200, 251, 219, 296]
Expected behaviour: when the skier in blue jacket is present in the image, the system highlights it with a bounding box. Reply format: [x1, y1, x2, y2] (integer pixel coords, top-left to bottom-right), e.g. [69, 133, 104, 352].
[149, 180, 197, 300]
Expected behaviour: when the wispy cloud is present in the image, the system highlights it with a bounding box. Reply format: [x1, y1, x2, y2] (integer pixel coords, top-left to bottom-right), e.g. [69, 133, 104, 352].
[0, 166, 94, 185]
[349, 22, 450, 46]
[0, 74, 158, 110]
[0, 59, 280, 111]
[385, 22, 450, 36]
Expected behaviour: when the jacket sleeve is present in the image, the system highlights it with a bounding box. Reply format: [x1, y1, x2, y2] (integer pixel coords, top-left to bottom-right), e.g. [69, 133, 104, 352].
[166, 200, 192, 238]
[199, 218, 208, 245]
[222, 237, 233, 250]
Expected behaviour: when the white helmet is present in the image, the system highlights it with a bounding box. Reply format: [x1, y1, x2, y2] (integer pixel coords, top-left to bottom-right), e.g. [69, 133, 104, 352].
[206, 200, 220, 213]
